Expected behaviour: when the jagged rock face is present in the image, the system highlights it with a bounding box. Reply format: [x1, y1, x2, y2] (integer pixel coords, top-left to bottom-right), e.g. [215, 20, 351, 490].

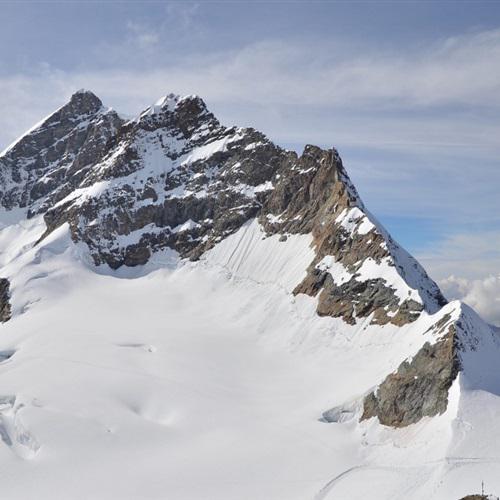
[0, 278, 11, 323]
[260, 146, 444, 326]
[259, 146, 357, 235]
[313, 276, 423, 326]
[1, 90, 445, 327]
[0, 90, 123, 213]
[38, 93, 291, 267]
[361, 312, 461, 427]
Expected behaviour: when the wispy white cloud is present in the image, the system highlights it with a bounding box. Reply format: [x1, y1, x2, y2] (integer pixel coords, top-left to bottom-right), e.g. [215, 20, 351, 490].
[440, 274, 500, 326]
[2, 29, 500, 142]
[126, 22, 160, 49]
[411, 227, 500, 326]
[164, 1, 200, 31]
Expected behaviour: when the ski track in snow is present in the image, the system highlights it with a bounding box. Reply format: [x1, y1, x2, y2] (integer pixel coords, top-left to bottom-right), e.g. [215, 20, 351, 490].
[314, 457, 500, 500]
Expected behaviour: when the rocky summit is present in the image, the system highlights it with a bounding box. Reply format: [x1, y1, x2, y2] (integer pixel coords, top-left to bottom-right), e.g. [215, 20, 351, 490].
[2, 91, 446, 321]
[0, 90, 499, 500]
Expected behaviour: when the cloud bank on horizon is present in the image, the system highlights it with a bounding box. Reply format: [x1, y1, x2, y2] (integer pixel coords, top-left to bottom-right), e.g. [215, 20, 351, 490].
[0, 0, 499, 323]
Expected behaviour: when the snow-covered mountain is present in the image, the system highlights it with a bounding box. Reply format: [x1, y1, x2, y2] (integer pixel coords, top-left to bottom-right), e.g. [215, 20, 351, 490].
[0, 90, 498, 500]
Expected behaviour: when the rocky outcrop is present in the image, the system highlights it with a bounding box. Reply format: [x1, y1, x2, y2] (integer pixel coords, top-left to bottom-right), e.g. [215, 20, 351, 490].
[361, 322, 460, 427]
[33, 93, 291, 268]
[459, 496, 493, 500]
[0, 279, 11, 323]
[0, 90, 123, 214]
[311, 275, 423, 326]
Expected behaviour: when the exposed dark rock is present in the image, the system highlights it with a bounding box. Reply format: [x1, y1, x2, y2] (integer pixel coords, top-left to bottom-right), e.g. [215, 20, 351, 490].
[459, 496, 490, 500]
[390, 299, 425, 326]
[309, 274, 423, 326]
[0, 278, 12, 322]
[260, 146, 358, 236]
[0, 90, 123, 213]
[293, 268, 329, 297]
[361, 324, 460, 427]
[32, 93, 290, 268]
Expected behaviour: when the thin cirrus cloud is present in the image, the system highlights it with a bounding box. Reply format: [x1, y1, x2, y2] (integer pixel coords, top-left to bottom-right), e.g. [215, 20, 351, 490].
[417, 231, 500, 280]
[1, 29, 500, 144]
[125, 22, 160, 50]
[0, 24, 499, 312]
[96, 29, 500, 110]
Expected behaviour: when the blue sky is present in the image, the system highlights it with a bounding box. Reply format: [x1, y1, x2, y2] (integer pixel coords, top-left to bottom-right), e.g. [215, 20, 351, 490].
[1, 0, 500, 318]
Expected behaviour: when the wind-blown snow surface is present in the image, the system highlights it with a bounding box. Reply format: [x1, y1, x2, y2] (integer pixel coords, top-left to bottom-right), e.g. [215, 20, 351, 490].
[0, 217, 499, 499]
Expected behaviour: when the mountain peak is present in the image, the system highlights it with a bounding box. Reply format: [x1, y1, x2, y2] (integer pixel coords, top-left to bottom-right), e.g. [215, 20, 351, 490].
[135, 92, 218, 138]
[66, 89, 103, 114]
[72, 88, 98, 96]
[140, 93, 206, 116]
[140, 92, 180, 116]
[0, 89, 121, 211]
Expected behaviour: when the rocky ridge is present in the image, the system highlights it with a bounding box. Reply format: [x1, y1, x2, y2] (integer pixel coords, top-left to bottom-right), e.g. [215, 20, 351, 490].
[1, 91, 445, 322]
[361, 310, 461, 426]
[0, 90, 495, 428]
[0, 278, 11, 323]
[0, 90, 123, 215]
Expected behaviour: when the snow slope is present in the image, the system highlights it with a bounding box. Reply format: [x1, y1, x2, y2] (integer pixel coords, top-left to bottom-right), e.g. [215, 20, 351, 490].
[0, 216, 497, 499]
[0, 91, 498, 500]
